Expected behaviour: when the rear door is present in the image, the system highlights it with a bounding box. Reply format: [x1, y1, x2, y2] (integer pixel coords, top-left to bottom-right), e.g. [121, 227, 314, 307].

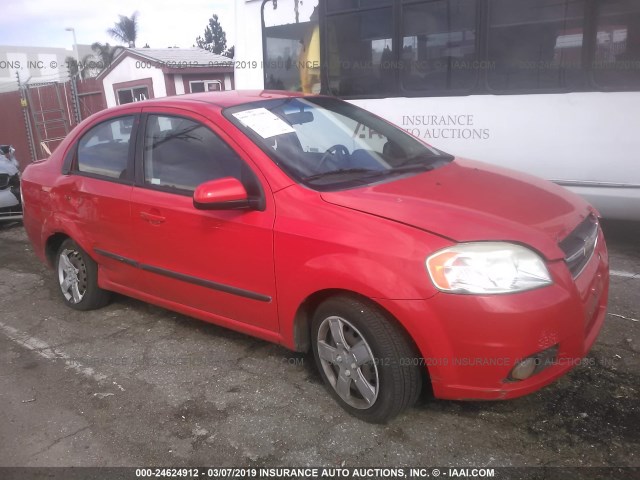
[59, 111, 141, 289]
[130, 107, 279, 333]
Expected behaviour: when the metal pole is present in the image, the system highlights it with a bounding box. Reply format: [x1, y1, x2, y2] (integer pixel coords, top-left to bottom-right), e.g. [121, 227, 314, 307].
[66, 27, 82, 81]
[24, 85, 43, 159]
[17, 72, 36, 163]
[69, 75, 82, 124]
[55, 82, 71, 134]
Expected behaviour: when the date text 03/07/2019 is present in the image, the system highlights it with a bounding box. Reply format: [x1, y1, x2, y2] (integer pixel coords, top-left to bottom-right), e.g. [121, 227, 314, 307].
[134, 467, 497, 478]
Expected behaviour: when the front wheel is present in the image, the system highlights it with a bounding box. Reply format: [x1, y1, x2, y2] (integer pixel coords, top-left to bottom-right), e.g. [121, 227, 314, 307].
[56, 239, 110, 310]
[311, 296, 422, 423]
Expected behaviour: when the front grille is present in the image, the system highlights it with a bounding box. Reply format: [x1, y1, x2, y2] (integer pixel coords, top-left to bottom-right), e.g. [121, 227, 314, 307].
[559, 214, 599, 278]
[0, 173, 8, 189]
[0, 204, 22, 215]
[8, 173, 20, 188]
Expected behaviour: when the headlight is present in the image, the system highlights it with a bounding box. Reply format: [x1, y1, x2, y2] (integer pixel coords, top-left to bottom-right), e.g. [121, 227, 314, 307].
[426, 242, 552, 294]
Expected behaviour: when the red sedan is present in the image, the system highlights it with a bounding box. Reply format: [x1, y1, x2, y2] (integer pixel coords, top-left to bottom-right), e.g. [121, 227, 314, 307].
[21, 91, 608, 422]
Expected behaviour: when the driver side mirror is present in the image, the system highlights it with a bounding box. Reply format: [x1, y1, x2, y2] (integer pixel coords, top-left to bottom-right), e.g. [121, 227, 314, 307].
[193, 177, 255, 210]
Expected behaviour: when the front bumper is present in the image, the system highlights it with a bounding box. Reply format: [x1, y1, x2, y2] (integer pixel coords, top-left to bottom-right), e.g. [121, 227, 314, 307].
[0, 187, 22, 222]
[378, 229, 609, 400]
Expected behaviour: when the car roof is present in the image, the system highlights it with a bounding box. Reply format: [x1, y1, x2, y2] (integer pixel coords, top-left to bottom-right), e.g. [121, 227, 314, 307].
[108, 90, 309, 113]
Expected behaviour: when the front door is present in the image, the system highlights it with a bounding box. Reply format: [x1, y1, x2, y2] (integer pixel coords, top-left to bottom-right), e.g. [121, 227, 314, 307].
[130, 109, 279, 333]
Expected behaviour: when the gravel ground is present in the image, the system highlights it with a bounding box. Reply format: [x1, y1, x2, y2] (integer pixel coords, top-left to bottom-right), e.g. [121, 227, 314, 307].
[0, 220, 638, 471]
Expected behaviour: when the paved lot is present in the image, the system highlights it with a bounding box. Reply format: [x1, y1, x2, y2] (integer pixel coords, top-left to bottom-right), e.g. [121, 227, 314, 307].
[0, 220, 638, 468]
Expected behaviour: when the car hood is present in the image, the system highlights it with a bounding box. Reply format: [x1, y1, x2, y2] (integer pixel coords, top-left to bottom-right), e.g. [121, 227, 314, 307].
[320, 159, 594, 260]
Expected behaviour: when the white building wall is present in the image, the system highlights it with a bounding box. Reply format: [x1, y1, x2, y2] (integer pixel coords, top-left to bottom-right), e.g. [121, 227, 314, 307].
[37, 53, 58, 74]
[0, 47, 74, 90]
[174, 75, 185, 95]
[102, 56, 167, 107]
[5, 53, 28, 84]
[234, 0, 265, 89]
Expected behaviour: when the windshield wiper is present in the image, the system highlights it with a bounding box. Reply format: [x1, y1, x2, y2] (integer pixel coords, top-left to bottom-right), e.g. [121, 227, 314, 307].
[386, 163, 437, 174]
[391, 153, 454, 170]
[303, 168, 382, 182]
[302, 157, 451, 183]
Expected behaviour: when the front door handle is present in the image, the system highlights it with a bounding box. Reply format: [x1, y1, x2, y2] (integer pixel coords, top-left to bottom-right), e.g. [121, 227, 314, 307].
[140, 211, 166, 225]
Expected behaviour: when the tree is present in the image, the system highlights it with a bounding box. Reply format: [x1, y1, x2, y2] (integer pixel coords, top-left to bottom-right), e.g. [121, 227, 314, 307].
[108, 12, 139, 47]
[224, 46, 234, 59]
[91, 42, 121, 73]
[66, 54, 94, 80]
[196, 14, 234, 57]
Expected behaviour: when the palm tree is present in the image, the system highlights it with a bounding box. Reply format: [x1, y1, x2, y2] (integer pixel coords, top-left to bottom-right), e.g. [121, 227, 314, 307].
[66, 54, 94, 80]
[91, 42, 122, 73]
[107, 12, 139, 47]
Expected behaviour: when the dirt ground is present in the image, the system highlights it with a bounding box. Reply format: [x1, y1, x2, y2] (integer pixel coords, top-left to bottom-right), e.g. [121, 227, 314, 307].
[0, 220, 638, 472]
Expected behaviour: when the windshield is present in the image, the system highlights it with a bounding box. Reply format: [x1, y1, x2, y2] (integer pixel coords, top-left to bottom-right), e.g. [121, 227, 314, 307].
[224, 97, 453, 190]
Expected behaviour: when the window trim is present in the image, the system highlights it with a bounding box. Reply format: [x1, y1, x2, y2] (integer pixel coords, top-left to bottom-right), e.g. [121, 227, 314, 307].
[189, 80, 223, 93]
[113, 78, 154, 105]
[61, 142, 77, 175]
[326, 0, 395, 15]
[116, 86, 149, 105]
[70, 114, 139, 185]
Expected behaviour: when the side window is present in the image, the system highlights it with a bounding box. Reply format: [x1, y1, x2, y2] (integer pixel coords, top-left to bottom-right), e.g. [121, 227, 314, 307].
[487, 0, 586, 91]
[143, 115, 244, 192]
[401, 0, 478, 93]
[593, 0, 640, 90]
[190, 80, 222, 93]
[77, 116, 134, 179]
[262, 0, 320, 93]
[117, 87, 149, 105]
[326, 5, 394, 96]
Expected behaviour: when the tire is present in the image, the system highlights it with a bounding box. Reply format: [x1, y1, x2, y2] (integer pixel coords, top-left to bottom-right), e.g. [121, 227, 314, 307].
[311, 296, 422, 423]
[55, 239, 110, 311]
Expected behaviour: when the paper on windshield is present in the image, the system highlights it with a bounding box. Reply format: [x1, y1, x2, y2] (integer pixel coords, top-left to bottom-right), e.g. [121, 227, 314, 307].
[232, 108, 296, 138]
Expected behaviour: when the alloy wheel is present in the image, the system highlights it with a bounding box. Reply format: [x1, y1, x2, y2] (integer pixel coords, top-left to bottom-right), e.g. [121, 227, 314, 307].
[316, 315, 379, 409]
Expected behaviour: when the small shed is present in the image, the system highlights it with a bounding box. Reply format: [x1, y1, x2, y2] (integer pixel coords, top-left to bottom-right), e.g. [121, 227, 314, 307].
[98, 48, 234, 107]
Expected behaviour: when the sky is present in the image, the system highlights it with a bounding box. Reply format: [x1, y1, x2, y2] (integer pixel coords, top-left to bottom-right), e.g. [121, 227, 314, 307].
[0, 0, 236, 50]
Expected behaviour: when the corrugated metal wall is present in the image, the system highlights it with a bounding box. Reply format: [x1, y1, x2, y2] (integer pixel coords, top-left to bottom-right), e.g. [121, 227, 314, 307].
[0, 78, 106, 170]
[0, 90, 31, 171]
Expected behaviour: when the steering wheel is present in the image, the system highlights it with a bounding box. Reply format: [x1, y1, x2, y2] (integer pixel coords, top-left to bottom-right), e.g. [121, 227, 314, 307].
[318, 144, 350, 170]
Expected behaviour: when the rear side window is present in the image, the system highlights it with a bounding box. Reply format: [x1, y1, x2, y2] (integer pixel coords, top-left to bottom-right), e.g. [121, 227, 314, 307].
[143, 115, 244, 192]
[77, 116, 134, 179]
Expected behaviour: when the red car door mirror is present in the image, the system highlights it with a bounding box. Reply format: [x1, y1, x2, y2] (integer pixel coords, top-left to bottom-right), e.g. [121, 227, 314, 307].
[193, 177, 252, 210]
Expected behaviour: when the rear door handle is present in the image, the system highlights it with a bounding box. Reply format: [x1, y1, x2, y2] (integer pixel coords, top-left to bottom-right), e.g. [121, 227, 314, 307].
[140, 211, 166, 225]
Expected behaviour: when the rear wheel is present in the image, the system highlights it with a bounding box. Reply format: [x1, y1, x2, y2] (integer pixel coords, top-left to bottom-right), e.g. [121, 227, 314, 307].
[56, 239, 110, 310]
[311, 296, 422, 423]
